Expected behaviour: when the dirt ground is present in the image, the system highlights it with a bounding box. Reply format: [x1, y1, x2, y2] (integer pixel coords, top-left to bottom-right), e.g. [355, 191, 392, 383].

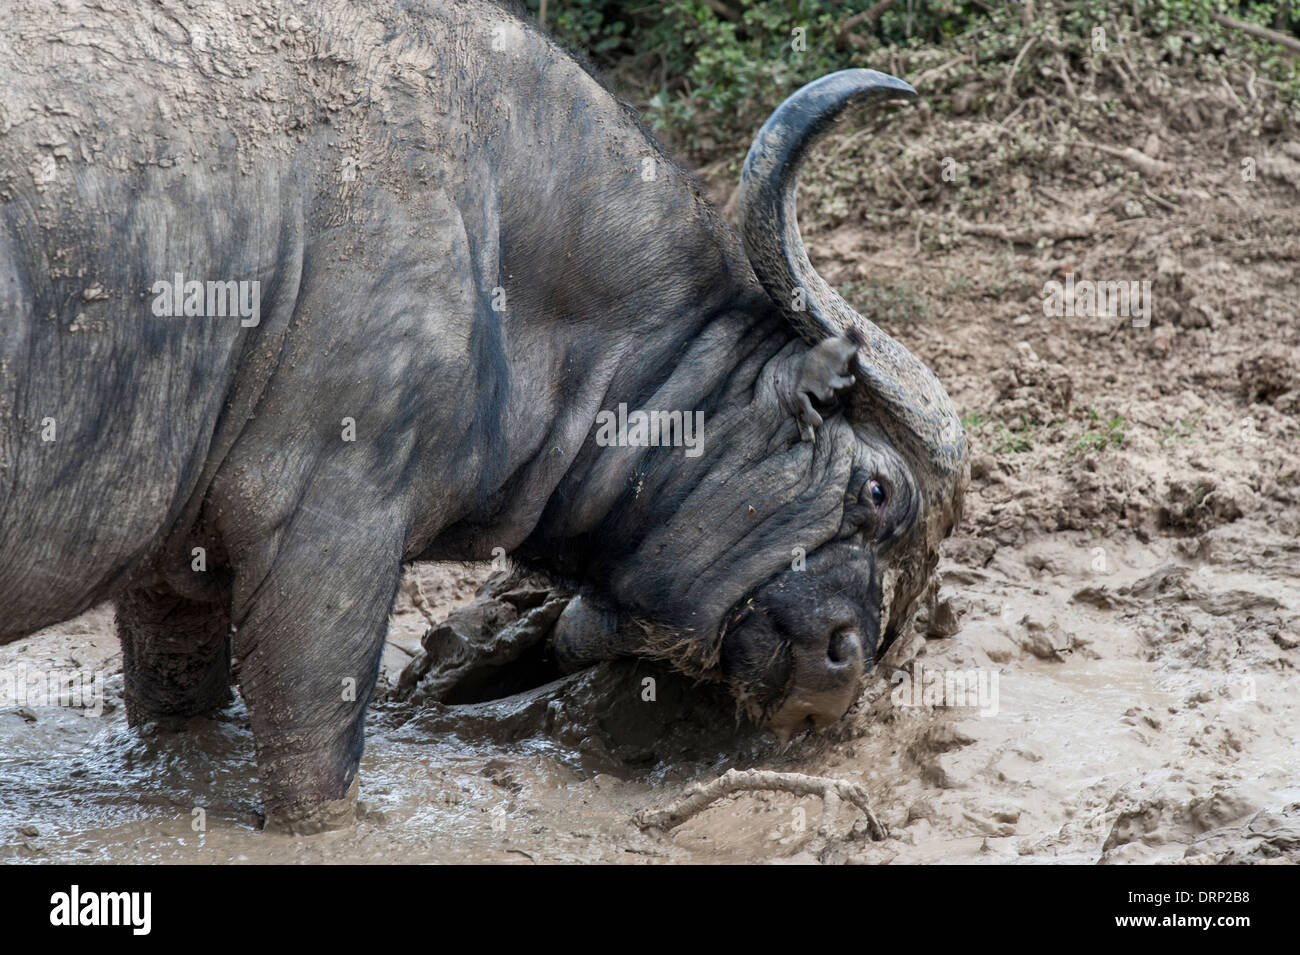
[2, 31, 1298, 864]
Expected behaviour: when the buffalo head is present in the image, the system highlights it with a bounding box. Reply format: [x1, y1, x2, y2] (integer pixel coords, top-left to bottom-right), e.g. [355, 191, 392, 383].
[531, 70, 968, 737]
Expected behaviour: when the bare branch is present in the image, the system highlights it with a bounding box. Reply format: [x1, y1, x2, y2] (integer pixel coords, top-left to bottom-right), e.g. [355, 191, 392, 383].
[634, 768, 889, 841]
[1078, 140, 1175, 178]
[836, 0, 894, 47]
[1211, 12, 1300, 57]
[1004, 36, 1037, 102]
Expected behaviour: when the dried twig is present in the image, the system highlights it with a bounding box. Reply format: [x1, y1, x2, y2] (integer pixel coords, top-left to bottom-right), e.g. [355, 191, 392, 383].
[883, 162, 919, 208]
[1107, 54, 1135, 97]
[1219, 74, 1246, 112]
[835, 0, 893, 47]
[1055, 51, 1077, 102]
[1116, 44, 1141, 94]
[912, 53, 971, 90]
[1074, 140, 1174, 178]
[1211, 12, 1300, 57]
[1142, 188, 1179, 212]
[1004, 36, 1037, 102]
[1000, 97, 1032, 128]
[634, 768, 888, 841]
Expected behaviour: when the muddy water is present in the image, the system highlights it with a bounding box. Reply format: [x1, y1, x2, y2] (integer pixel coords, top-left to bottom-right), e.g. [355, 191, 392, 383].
[3, 529, 1296, 865]
[0, 586, 765, 864]
[0, 666, 660, 864]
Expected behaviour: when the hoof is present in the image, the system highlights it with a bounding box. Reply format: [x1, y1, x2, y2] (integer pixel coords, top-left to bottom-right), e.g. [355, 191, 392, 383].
[263, 775, 359, 835]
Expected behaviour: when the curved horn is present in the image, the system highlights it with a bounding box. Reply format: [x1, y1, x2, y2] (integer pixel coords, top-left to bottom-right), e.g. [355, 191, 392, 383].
[737, 69, 968, 640]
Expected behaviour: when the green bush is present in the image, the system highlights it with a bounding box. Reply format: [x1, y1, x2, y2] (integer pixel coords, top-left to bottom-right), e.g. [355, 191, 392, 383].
[523, 1, 1300, 160]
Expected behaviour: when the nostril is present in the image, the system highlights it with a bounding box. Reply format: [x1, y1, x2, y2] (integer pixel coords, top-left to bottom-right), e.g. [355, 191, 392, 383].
[827, 628, 861, 667]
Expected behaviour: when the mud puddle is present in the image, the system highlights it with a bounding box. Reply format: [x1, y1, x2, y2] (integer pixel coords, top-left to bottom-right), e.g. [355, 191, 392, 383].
[3, 533, 1295, 865]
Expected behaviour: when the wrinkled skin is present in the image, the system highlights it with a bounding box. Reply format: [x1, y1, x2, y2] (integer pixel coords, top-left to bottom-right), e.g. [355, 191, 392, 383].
[528, 342, 924, 729]
[0, 0, 964, 831]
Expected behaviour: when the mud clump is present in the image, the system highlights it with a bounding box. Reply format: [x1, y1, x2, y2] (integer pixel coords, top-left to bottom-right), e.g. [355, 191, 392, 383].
[1184, 805, 1300, 864]
[989, 342, 1073, 426]
[1237, 352, 1298, 410]
[383, 570, 771, 774]
[1158, 478, 1260, 534]
[390, 571, 570, 705]
[1099, 781, 1290, 864]
[390, 658, 771, 774]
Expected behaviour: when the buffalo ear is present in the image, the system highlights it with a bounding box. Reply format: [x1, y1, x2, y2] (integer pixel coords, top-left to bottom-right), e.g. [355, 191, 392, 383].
[785, 335, 859, 441]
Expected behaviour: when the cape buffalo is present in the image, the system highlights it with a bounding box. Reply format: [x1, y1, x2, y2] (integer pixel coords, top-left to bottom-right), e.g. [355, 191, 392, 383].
[0, 0, 966, 831]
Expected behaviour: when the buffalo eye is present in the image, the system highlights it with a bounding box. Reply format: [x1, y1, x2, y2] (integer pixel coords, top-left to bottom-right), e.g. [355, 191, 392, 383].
[836, 472, 893, 541]
[868, 478, 886, 508]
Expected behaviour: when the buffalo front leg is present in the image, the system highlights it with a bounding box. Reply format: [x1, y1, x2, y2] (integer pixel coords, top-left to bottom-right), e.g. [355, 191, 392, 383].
[116, 587, 233, 727]
[230, 522, 402, 835]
